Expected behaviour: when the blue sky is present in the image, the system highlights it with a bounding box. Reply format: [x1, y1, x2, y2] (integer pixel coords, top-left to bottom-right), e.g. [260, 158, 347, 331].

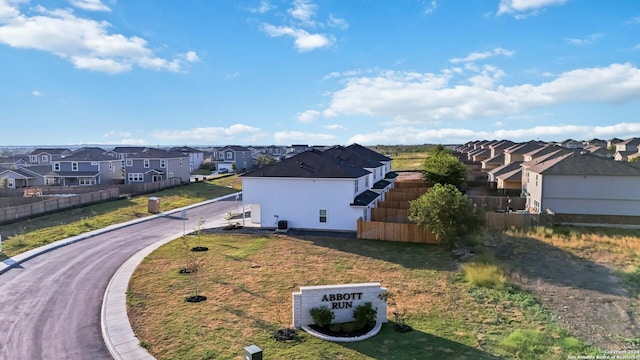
[1, 0, 640, 146]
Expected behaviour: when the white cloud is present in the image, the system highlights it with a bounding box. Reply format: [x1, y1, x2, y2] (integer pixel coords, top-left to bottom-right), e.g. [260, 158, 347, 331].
[449, 47, 514, 64]
[274, 130, 337, 144]
[347, 122, 640, 145]
[288, 0, 318, 27]
[152, 124, 267, 143]
[104, 130, 132, 138]
[566, 33, 603, 45]
[322, 63, 640, 124]
[226, 71, 240, 79]
[424, 1, 437, 14]
[0, 2, 198, 73]
[119, 138, 147, 145]
[297, 109, 320, 123]
[324, 124, 345, 130]
[498, 0, 568, 18]
[32, 90, 43, 96]
[69, 0, 111, 12]
[248, 0, 274, 14]
[261, 23, 333, 52]
[327, 14, 348, 30]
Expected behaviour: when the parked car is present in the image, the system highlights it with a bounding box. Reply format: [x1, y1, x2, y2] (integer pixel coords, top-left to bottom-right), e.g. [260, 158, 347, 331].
[218, 168, 229, 174]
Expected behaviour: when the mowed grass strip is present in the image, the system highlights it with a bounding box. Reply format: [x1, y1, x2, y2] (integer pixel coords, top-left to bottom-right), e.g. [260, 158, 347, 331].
[128, 233, 595, 360]
[0, 181, 238, 258]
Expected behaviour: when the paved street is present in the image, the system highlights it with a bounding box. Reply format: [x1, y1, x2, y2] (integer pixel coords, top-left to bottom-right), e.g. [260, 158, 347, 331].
[0, 196, 241, 360]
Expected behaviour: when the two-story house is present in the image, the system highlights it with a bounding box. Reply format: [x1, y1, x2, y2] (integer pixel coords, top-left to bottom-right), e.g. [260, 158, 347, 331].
[169, 146, 204, 173]
[123, 148, 190, 184]
[49, 147, 123, 186]
[214, 146, 253, 172]
[28, 148, 72, 166]
[242, 148, 381, 231]
[525, 152, 640, 215]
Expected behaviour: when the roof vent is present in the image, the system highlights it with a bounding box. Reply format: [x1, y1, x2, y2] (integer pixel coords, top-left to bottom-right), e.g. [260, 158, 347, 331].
[580, 151, 587, 155]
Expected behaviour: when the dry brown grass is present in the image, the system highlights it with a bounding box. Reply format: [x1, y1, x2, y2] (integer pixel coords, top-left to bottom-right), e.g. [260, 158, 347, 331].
[506, 226, 640, 267]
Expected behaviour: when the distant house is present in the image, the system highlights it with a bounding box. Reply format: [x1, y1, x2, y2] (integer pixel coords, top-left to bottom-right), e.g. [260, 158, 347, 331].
[111, 146, 149, 159]
[123, 148, 190, 184]
[0, 167, 32, 188]
[0, 154, 28, 169]
[242, 146, 391, 231]
[503, 141, 545, 165]
[524, 152, 640, 215]
[214, 145, 253, 172]
[46, 147, 123, 186]
[28, 148, 71, 166]
[170, 146, 204, 173]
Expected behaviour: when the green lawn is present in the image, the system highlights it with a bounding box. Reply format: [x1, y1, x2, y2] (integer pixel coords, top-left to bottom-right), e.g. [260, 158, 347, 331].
[127, 232, 598, 360]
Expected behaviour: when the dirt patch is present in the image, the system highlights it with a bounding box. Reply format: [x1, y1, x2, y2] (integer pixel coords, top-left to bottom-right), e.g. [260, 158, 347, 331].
[491, 233, 640, 351]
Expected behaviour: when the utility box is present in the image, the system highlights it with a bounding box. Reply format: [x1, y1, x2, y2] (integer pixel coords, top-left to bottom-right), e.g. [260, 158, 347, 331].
[277, 220, 288, 230]
[243, 345, 262, 360]
[148, 197, 161, 214]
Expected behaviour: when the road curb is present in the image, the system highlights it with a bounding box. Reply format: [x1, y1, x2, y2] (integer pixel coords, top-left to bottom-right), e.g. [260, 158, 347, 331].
[0, 192, 240, 276]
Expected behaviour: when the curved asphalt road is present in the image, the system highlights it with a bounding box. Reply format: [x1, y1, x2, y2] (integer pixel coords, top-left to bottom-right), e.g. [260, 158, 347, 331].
[0, 195, 241, 360]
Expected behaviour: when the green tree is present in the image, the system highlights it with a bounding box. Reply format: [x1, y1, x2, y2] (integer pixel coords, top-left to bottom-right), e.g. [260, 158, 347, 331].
[421, 147, 466, 188]
[408, 183, 483, 247]
[256, 154, 276, 167]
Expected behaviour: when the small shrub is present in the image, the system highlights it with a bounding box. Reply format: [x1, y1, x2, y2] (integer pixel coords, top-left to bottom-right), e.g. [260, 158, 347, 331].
[461, 262, 507, 290]
[353, 302, 377, 327]
[309, 306, 334, 328]
[499, 329, 548, 357]
[341, 321, 361, 333]
[329, 323, 342, 332]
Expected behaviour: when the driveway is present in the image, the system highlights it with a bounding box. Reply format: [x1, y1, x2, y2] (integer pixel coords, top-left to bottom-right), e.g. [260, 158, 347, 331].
[0, 196, 242, 360]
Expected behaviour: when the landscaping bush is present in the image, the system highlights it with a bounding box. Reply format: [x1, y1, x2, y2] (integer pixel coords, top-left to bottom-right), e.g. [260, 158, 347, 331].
[461, 262, 507, 290]
[309, 306, 334, 328]
[353, 302, 377, 327]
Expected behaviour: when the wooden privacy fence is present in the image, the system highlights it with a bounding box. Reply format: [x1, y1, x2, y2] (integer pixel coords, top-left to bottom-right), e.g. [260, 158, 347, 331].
[384, 188, 429, 202]
[371, 208, 410, 223]
[468, 195, 526, 211]
[393, 178, 428, 188]
[377, 200, 410, 209]
[484, 212, 531, 230]
[357, 219, 439, 244]
[0, 189, 120, 224]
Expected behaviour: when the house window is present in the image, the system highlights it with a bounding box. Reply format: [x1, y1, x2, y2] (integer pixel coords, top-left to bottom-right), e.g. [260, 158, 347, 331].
[160, 159, 166, 168]
[79, 177, 95, 185]
[53, 162, 60, 171]
[109, 161, 113, 171]
[179, 159, 183, 167]
[365, 175, 369, 188]
[535, 174, 538, 187]
[72, 162, 78, 171]
[354, 179, 359, 193]
[128, 173, 144, 182]
[30, 155, 37, 162]
[144, 159, 150, 168]
[42, 155, 48, 162]
[319, 209, 327, 223]
[226, 152, 233, 159]
[126, 159, 133, 167]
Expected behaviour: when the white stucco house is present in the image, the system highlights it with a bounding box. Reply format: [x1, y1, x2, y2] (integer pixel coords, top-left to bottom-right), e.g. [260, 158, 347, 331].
[241, 146, 392, 231]
[524, 152, 640, 215]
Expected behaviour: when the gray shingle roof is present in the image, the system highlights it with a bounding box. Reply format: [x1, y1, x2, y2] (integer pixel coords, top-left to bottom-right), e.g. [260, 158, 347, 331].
[242, 149, 371, 178]
[529, 152, 640, 176]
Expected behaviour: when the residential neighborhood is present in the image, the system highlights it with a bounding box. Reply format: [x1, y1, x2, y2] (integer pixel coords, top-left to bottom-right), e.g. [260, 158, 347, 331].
[456, 137, 640, 223]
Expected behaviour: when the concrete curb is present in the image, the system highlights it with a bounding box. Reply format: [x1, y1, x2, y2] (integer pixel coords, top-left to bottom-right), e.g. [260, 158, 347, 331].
[0, 192, 240, 275]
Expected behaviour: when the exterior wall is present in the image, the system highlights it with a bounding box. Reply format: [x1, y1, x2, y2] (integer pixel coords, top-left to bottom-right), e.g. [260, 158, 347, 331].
[540, 174, 640, 215]
[124, 157, 189, 184]
[497, 179, 521, 190]
[292, 283, 387, 328]
[242, 176, 368, 231]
